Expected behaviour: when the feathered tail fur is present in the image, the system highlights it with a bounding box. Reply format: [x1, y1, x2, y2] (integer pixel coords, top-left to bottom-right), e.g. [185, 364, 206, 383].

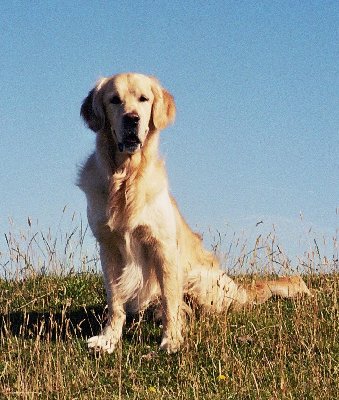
[185, 268, 311, 312]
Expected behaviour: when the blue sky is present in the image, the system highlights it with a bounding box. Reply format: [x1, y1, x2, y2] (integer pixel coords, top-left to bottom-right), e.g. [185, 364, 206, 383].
[1, 1, 338, 267]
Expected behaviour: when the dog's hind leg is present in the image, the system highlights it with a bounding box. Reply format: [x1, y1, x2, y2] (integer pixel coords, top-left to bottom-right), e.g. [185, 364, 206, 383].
[185, 267, 247, 312]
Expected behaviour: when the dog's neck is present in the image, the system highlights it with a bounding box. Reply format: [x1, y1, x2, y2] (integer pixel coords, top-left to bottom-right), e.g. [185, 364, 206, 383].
[96, 129, 165, 229]
[96, 129, 160, 178]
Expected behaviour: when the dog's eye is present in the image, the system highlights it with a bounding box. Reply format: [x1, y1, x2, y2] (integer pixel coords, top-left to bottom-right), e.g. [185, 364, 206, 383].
[139, 95, 149, 102]
[110, 96, 122, 105]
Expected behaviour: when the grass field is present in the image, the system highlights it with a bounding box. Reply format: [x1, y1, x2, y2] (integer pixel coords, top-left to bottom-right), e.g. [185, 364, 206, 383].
[0, 221, 338, 399]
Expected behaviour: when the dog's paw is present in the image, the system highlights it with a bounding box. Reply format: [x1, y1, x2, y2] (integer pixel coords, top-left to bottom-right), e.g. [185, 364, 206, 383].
[87, 331, 117, 354]
[159, 333, 183, 354]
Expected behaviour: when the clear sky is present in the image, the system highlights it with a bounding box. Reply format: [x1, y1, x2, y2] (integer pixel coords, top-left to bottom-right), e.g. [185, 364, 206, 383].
[1, 1, 338, 269]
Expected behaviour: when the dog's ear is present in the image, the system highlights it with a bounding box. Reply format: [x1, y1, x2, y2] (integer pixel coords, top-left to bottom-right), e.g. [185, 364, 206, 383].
[151, 80, 176, 131]
[80, 79, 107, 132]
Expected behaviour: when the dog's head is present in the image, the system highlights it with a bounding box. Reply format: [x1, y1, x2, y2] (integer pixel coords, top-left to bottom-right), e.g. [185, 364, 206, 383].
[81, 73, 176, 154]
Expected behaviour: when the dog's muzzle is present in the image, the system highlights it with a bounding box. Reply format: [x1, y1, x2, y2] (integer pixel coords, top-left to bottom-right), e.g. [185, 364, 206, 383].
[116, 113, 144, 153]
[120, 113, 140, 153]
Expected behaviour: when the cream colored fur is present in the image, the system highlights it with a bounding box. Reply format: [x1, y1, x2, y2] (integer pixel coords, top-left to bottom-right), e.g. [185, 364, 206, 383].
[78, 73, 311, 354]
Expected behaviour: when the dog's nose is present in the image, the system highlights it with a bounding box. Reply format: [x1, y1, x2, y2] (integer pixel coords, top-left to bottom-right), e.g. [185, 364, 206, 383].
[123, 113, 140, 128]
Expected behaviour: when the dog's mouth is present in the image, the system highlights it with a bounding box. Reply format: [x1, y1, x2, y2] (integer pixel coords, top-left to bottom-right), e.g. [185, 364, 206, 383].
[118, 133, 142, 153]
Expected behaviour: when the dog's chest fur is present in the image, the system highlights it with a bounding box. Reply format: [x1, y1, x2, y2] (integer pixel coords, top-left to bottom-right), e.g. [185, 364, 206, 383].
[79, 153, 177, 254]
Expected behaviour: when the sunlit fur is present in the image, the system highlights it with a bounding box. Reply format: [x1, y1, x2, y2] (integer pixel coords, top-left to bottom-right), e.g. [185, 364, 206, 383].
[78, 73, 311, 354]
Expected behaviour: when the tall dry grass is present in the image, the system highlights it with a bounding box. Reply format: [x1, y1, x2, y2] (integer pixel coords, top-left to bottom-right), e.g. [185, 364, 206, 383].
[0, 215, 338, 399]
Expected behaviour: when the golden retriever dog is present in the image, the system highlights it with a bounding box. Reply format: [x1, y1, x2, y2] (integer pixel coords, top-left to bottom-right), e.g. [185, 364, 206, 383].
[78, 73, 311, 354]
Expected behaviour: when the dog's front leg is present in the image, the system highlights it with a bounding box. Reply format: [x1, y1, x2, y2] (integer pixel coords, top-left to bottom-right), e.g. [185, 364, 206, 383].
[155, 247, 184, 353]
[87, 244, 126, 354]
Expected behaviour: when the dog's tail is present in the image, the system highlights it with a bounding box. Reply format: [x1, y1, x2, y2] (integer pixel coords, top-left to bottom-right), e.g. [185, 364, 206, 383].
[239, 275, 312, 308]
[185, 268, 311, 312]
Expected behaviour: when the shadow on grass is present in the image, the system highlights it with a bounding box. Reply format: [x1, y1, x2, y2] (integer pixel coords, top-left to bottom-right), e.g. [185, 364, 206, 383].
[1, 306, 104, 340]
[0, 306, 161, 345]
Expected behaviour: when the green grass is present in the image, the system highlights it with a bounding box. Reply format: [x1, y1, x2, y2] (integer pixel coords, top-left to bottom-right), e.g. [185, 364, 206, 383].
[0, 219, 338, 399]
